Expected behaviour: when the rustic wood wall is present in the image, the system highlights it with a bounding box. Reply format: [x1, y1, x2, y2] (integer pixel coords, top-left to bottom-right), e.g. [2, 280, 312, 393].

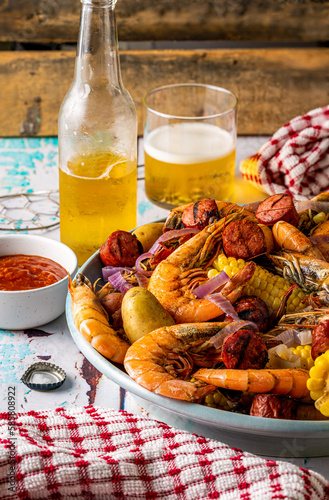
[0, 0, 328, 137]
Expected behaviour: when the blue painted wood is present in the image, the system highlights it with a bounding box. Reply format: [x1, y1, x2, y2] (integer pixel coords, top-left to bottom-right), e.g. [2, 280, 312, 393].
[0, 136, 328, 480]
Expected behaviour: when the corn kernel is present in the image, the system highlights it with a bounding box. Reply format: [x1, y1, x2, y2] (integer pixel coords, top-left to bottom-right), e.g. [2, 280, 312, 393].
[205, 394, 214, 405]
[253, 277, 261, 288]
[223, 265, 232, 277]
[232, 267, 239, 276]
[272, 297, 281, 310]
[258, 270, 266, 280]
[315, 356, 329, 370]
[259, 280, 267, 291]
[316, 399, 329, 417]
[307, 378, 323, 391]
[311, 390, 324, 400]
[309, 365, 326, 379]
[213, 392, 222, 404]
[208, 269, 218, 279]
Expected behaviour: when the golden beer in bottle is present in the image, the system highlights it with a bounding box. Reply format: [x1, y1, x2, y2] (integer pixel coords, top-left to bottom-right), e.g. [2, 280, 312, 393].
[58, 0, 137, 265]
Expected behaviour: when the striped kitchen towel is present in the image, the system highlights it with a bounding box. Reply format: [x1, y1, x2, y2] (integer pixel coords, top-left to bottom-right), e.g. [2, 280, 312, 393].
[0, 405, 328, 499]
[240, 105, 329, 200]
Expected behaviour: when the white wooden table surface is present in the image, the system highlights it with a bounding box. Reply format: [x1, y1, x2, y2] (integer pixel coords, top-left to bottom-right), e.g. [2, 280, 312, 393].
[0, 136, 328, 481]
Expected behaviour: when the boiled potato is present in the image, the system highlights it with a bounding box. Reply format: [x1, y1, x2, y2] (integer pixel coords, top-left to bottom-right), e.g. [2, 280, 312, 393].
[122, 287, 175, 344]
[132, 222, 164, 252]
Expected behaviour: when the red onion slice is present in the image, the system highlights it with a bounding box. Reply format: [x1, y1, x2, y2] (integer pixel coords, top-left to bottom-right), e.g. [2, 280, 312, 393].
[275, 328, 296, 347]
[148, 227, 199, 254]
[193, 271, 229, 299]
[276, 328, 312, 347]
[205, 292, 240, 321]
[102, 266, 133, 281]
[296, 329, 312, 345]
[295, 200, 329, 214]
[135, 252, 154, 277]
[135, 228, 200, 276]
[108, 271, 133, 295]
[208, 320, 258, 349]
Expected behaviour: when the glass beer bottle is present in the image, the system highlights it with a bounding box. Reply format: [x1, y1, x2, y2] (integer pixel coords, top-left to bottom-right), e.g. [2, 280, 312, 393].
[58, 0, 137, 265]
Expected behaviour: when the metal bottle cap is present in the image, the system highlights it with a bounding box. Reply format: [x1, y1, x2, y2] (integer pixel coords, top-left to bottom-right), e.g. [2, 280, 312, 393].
[21, 362, 66, 391]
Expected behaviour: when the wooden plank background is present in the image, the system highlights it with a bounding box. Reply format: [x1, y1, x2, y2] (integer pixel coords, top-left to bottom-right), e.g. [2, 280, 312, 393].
[0, 0, 328, 43]
[0, 0, 328, 137]
[1, 48, 328, 137]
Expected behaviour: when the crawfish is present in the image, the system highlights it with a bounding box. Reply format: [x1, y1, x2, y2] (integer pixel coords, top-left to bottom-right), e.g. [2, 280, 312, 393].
[148, 212, 256, 323]
[269, 251, 329, 300]
[124, 322, 231, 402]
[69, 274, 130, 363]
[272, 221, 324, 260]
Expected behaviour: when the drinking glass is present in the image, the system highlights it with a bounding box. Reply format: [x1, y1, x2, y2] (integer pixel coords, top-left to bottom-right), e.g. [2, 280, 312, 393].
[143, 83, 237, 209]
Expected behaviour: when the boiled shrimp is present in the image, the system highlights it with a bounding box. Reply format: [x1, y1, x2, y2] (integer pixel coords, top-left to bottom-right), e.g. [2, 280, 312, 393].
[272, 220, 324, 260]
[69, 273, 130, 363]
[194, 368, 310, 399]
[124, 322, 231, 402]
[148, 212, 256, 323]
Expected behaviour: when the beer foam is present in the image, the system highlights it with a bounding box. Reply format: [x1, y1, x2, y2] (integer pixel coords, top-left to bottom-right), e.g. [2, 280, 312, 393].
[144, 122, 234, 164]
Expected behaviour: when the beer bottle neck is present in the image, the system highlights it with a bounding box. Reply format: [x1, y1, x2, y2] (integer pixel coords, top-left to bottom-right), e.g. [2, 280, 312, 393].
[74, 0, 122, 88]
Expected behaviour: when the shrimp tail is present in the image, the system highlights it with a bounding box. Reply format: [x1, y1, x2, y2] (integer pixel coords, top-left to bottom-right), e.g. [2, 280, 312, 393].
[194, 368, 310, 399]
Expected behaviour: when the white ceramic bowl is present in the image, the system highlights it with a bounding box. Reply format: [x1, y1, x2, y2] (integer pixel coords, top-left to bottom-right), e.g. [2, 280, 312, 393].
[0, 234, 78, 330]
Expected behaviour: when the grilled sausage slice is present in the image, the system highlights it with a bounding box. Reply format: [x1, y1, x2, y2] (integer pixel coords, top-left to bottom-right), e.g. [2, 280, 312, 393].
[222, 329, 268, 369]
[312, 318, 329, 360]
[233, 296, 270, 333]
[255, 194, 299, 226]
[100, 230, 142, 267]
[182, 198, 219, 229]
[223, 218, 267, 260]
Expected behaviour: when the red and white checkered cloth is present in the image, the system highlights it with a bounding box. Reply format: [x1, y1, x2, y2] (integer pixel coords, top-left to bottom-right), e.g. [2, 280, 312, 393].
[0, 406, 328, 500]
[240, 105, 329, 200]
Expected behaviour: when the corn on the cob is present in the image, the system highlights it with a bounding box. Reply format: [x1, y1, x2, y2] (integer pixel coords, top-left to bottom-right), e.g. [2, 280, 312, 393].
[290, 345, 314, 370]
[209, 254, 307, 315]
[307, 349, 329, 417]
[239, 154, 267, 192]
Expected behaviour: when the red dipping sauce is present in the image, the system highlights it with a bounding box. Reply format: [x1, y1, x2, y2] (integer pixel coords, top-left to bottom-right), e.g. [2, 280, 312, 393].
[0, 254, 68, 291]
